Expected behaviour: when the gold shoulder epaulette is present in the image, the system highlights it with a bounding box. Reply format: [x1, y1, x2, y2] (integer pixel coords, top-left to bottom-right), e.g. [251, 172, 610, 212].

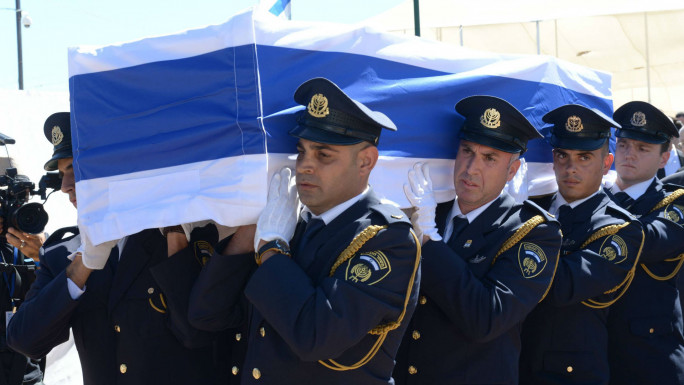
[650, 189, 684, 213]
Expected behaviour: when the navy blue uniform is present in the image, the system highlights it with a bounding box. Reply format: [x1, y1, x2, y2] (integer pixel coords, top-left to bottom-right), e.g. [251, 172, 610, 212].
[520, 191, 644, 385]
[7, 227, 226, 385]
[189, 190, 421, 385]
[394, 193, 561, 385]
[606, 180, 684, 385]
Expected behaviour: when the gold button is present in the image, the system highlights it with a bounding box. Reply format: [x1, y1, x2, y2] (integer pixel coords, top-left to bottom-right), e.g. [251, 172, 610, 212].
[114, 325, 121, 333]
[120, 364, 127, 374]
[408, 365, 417, 375]
[259, 327, 265, 337]
[252, 368, 261, 379]
[147, 287, 154, 294]
[567, 366, 573, 373]
[649, 328, 655, 334]
[412, 330, 421, 340]
[232, 366, 239, 375]
[419, 296, 427, 305]
[235, 333, 241, 341]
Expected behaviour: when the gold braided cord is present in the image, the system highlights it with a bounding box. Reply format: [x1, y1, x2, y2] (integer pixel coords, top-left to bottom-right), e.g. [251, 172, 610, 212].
[148, 293, 167, 314]
[649, 189, 684, 213]
[319, 227, 422, 371]
[641, 254, 684, 281]
[490, 215, 546, 266]
[582, 227, 644, 309]
[539, 250, 560, 303]
[579, 223, 630, 249]
[328, 226, 387, 277]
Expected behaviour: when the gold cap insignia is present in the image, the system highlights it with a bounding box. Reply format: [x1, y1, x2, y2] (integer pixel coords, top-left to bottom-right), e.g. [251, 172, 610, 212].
[518, 242, 547, 279]
[51, 126, 64, 146]
[631, 111, 647, 127]
[599, 234, 628, 264]
[307, 93, 330, 118]
[480, 108, 501, 129]
[565, 116, 584, 132]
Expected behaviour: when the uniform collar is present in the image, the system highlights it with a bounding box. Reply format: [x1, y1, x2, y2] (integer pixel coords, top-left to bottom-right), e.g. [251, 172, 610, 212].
[610, 176, 655, 201]
[301, 186, 370, 225]
[443, 190, 503, 241]
[550, 188, 602, 216]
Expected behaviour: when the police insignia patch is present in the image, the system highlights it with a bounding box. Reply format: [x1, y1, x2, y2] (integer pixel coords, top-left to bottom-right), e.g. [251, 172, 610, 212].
[345, 250, 391, 285]
[598, 234, 628, 264]
[193, 240, 214, 266]
[662, 204, 684, 224]
[52, 126, 63, 145]
[565, 115, 584, 132]
[307, 93, 330, 118]
[517, 242, 547, 278]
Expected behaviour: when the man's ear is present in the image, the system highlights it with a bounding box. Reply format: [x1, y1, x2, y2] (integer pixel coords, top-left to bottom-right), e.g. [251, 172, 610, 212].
[357, 145, 378, 176]
[602, 152, 614, 175]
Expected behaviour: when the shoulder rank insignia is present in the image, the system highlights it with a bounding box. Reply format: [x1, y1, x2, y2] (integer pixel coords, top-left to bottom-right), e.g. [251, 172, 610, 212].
[598, 234, 628, 264]
[345, 250, 391, 285]
[193, 240, 214, 266]
[661, 203, 684, 225]
[518, 242, 547, 278]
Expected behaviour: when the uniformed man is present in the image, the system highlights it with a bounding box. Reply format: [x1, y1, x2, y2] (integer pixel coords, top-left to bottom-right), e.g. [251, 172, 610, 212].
[394, 95, 562, 385]
[606, 101, 684, 385]
[189, 77, 421, 384]
[7, 112, 227, 385]
[519, 104, 644, 385]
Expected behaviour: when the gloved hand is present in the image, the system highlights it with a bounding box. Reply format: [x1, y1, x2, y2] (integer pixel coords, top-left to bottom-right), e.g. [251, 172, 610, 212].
[404, 162, 442, 243]
[77, 232, 119, 270]
[254, 167, 299, 251]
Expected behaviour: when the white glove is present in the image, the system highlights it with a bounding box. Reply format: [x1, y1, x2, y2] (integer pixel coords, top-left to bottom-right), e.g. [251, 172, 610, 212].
[159, 220, 212, 242]
[78, 232, 119, 270]
[404, 162, 442, 243]
[254, 167, 299, 251]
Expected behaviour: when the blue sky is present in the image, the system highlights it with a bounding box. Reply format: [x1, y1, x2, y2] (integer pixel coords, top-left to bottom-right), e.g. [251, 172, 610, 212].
[0, 0, 403, 91]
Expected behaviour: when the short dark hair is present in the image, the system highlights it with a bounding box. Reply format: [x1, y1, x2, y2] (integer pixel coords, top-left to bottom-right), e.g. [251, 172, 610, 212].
[677, 112, 684, 118]
[661, 141, 672, 154]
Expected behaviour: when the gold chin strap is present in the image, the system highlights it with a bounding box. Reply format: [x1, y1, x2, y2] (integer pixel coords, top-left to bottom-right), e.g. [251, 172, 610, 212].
[581, 223, 644, 309]
[319, 225, 421, 371]
[640, 189, 684, 281]
[489, 215, 558, 302]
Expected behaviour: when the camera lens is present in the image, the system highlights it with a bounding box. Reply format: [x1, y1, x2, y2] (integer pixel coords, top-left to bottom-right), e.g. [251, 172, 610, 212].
[10, 203, 49, 234]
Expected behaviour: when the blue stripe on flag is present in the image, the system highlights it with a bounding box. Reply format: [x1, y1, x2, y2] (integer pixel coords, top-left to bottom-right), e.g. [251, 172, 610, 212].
[70, 45, 265, 183]
[70, 44, 612, 182]
[269, 0, 291, 16]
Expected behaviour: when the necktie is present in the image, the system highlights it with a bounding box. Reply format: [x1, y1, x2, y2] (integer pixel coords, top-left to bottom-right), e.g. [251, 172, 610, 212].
[298, 217, 325, 253]
[108, 245, 119, 273]
[447, 216, 470, 248]
[612, 191, 634, 208]
[557, 205, 573, 236]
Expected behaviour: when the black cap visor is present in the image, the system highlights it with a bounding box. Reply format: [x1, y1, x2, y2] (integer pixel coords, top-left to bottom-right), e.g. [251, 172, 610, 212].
[616, 127, 669, 144]
[549, 135, 607, 151]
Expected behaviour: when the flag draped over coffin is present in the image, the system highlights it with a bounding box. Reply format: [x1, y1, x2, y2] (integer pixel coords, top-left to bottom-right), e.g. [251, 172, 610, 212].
[68, 7, 613, 244]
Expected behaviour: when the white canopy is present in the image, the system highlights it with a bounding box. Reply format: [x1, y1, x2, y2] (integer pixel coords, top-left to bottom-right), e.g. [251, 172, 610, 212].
[367, 0, 684, 116]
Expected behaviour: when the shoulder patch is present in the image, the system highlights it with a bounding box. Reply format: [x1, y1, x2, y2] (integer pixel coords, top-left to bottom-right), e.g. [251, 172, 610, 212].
[661, 203, 684, 225]
[518, 242, 547, 278]
[598, 234, 628, 264]
[344, 250, 391, 285]
[193, 240, 214, 266]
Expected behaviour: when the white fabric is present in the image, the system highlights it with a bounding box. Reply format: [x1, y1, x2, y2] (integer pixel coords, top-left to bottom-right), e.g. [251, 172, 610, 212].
[254, 168, 300, 250]
[404, 162, 441, 242]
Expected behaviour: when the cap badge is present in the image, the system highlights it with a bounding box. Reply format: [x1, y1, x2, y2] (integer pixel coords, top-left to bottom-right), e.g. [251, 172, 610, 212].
[631, 111, 647, 127]
[307, 93, 330, 118]
[480, 108, 501, 129]
[51, 126, 64, 146]
[565, 115, 584, 132]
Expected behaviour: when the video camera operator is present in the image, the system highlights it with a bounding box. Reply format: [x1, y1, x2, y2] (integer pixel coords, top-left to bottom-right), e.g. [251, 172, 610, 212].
[0, 157, 45, 385]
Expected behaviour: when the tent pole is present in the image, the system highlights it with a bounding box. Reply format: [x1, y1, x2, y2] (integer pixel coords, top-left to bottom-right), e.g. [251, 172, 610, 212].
[413, 0, 420, 37]
[536, 20, 540, 55]
[644, 12, 651, 103]
[554, 19, 558, 57]
[459, 25, 463, 46]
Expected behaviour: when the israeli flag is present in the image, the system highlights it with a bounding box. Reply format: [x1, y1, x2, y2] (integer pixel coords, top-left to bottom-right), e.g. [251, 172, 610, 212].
[68, 7, 612, 244]
[263, 0, 292, 19]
